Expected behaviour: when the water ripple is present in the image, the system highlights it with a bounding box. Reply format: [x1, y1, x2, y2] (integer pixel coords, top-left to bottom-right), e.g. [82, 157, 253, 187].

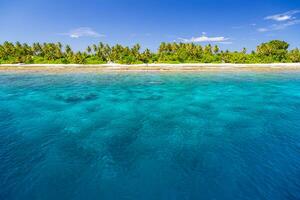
[0, 72, 300, 200]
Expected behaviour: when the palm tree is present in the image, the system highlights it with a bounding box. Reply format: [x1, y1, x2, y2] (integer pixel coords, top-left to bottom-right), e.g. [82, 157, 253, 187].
[204, 44, 212, 55]
[92, 44, 98, 54]
[242, 47, 247, 54]
[65, 45, 73, 62]
[131, 44, 141, 61]
[55, 42, 63, 59]
[86, 46, 92, 54]
[213, 45, 219, 54]
[142, 48, 152, 63]
[65, 45, 73, 55]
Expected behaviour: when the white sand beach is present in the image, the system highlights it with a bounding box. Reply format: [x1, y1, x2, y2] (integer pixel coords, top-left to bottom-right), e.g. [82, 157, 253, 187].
[1, 63, 300, 73]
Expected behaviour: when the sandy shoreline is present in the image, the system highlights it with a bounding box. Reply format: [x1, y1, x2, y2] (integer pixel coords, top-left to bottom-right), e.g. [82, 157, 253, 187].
[1, 63, 300, 73]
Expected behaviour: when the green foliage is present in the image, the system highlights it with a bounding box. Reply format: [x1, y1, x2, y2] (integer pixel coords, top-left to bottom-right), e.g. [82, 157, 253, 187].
[85, 56, 106, 64]
[256, 40, 289, 62]
[288, 48, 300, 63]
[0, 40, 299, 64]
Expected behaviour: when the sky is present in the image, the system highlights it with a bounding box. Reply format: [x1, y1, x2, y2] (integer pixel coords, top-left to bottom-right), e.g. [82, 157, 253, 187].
[0, 0, 300, 51]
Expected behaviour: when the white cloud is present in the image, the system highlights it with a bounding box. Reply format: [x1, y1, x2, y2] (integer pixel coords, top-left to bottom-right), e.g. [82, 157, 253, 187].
[257, 28, 269, 32]
[62, 27, 105, 38]
[272, 19, 300, 30]
[258, 19, 300, 32]
[258, 10, 300, 32]
[179, 34, 230, 43]
[266, 15, 291, 22]
[265, 10, 300, 22]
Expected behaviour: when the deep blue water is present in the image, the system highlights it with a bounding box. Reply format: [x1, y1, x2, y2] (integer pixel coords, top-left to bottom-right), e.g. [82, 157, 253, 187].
[0, 72, 300, 200]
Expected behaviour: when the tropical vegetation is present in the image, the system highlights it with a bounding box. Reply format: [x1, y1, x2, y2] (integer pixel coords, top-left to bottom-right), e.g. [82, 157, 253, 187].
[0, 40, 299, 64]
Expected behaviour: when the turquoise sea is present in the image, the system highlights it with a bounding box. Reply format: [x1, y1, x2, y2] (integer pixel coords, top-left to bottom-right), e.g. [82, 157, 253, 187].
[0, 72, 300, 200]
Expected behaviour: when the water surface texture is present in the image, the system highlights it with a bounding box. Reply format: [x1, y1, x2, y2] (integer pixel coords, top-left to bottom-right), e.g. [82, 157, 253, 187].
[0, 72, 300, 200]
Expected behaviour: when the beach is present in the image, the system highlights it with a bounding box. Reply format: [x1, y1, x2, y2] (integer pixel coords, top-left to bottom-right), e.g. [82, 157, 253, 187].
[1, 63, 300, 73]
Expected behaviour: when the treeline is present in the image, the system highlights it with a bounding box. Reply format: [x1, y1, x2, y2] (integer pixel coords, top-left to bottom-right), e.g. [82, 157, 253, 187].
[0, 40, 300, 64]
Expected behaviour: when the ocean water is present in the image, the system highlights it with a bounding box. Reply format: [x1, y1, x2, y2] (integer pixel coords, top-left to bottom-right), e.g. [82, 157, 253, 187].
[0, 72, 300, 200]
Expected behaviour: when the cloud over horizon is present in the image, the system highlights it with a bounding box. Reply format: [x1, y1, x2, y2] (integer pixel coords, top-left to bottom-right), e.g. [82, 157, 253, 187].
[258, 10, 300, 32]
[178, 34, 230, 43]
[265, 10, 300, 22]
[62, 27, 105, 38]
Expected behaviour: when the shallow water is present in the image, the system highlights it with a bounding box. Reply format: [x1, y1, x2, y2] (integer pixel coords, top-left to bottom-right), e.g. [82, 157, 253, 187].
[0, 72, 300, 200]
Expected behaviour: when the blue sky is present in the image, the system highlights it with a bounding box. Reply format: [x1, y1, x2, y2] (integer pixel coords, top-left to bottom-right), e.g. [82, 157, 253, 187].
[0, 0, 300, 51]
